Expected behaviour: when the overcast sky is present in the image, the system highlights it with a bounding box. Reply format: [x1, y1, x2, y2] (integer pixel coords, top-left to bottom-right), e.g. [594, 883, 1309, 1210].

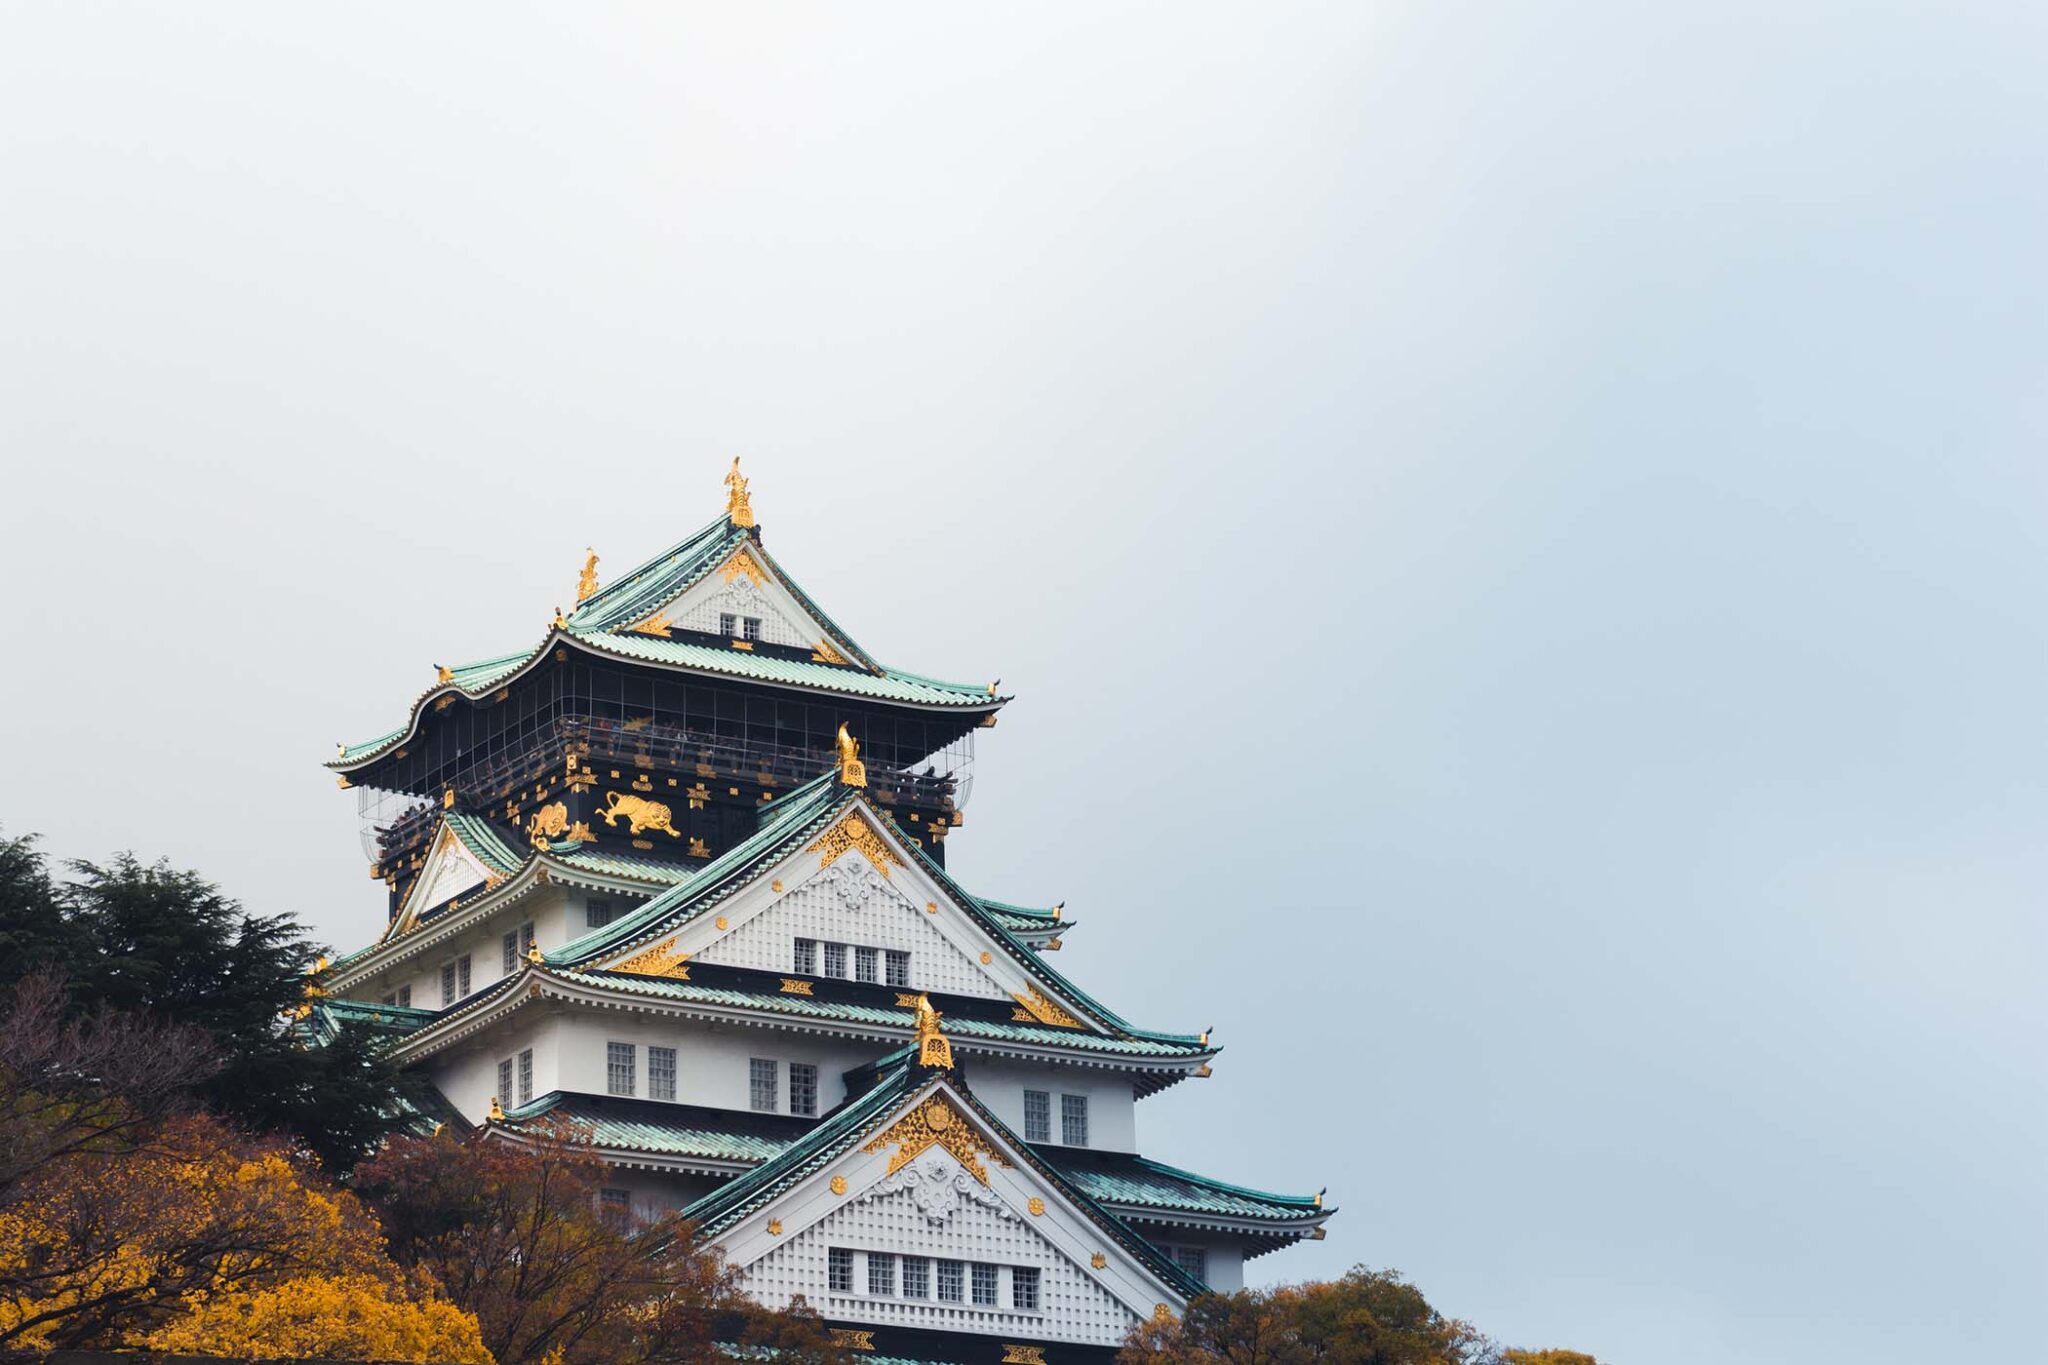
[3, 5, 2044, 1361]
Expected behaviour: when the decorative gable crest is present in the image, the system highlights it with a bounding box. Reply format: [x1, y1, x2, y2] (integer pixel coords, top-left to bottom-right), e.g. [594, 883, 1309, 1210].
[861, 1091, 1008, 1184]
[806, 811, 902, 879]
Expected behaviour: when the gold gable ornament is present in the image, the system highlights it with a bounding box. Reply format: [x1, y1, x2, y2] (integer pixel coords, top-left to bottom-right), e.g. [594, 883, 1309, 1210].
[836, 723, 867, 788]
[575, 548, 599, 602]
[724, 456, 756, 529]
[860, 1090, 1010, 1185]
[806, 812, 900, 879]
[913, 993, 954, 1070]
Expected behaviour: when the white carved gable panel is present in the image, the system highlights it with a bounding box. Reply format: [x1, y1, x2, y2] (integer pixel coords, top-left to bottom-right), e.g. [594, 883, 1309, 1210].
[734, 1149, 1139, 1346]
[691, 860, 1010, 999]
[409, 831, 491, 913]
[667, 572, 817, 649]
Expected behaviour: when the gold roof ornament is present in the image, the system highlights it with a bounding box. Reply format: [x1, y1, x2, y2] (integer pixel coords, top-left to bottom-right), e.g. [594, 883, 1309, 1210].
[552, 606, 567, 629]
[436, 664, 454, 684]
[576, 548, 600, 602]
[913, 992, 954, 1070]
[836, 723, 868, 788]
[487, 1095, 506, 1122]
[724, 456, 756, 529]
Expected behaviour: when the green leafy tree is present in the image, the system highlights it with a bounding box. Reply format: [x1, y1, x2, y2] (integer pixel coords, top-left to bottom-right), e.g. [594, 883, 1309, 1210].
[1122, 1267, 1491, 1365]
[0, 833, 411, 1171]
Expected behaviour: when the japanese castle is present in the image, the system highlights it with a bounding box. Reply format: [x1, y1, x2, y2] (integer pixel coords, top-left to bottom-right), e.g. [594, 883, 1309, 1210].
[317, 462, 1332, 1364]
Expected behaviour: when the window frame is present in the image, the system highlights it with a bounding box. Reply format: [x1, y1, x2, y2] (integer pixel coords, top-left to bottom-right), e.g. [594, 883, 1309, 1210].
[789, 1061, 818, 1117]
[1023, 1090, 1051, 1143]
[1061, 1092, 1089, 1147]
[749, 1058, 778, 1112]
[649, 1045, 677, 1102]
[606, 1041, 636, 1097]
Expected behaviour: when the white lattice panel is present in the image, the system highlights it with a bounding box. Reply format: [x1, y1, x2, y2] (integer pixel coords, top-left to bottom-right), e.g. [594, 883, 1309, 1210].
[670, 575, 814, 648]
[735, 1155, 1138, 1346]
[693, 861, 1007, 999]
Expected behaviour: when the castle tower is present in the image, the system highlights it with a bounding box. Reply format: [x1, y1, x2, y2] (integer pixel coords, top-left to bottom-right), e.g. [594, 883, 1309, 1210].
[317, 465, 1332, 1365]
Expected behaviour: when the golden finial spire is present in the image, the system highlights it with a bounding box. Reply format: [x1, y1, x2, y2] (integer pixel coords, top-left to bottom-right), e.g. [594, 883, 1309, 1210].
[724, 457, 756, 529]
[836, 723, 868, 788]
[913, 993, 954, 1070]
[575, 548, 600, 602]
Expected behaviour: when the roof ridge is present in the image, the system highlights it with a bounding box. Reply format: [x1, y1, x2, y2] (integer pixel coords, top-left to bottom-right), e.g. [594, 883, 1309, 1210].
[568, 514, 735, 625]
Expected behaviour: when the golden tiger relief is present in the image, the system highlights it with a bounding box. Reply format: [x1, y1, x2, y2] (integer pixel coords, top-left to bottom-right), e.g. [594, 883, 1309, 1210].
[598, 792, 680, 838]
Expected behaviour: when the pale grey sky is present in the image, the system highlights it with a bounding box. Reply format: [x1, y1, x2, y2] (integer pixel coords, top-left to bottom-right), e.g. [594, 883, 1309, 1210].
[3, 5, 2044, 1362]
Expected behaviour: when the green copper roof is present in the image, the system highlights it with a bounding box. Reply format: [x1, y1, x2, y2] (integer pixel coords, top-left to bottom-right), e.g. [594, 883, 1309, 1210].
[553, 847, 699, 884]
[1047, 1150, 1326, 1224]
[551, 969, 1208, 1059]
[445, 810, 525, 877]
[499, 1092, 800, 1164]
[334, 514, 1001, 768]
[303, 996, 435, 1043]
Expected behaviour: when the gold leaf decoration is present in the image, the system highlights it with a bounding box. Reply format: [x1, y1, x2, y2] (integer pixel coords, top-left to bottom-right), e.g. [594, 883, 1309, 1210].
[806, 813, 901, 880]
[1003, 1348, 1046, 1365]
[719, 547, 767, 585]
[829, 1330, 872, 1352]
[860, 1093, 1010, 1185]
[614, 937, 690, 979]
[1011, 986, 1085, 1030]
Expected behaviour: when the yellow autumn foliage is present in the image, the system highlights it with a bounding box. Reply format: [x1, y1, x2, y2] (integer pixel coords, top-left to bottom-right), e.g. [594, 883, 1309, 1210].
[141, 1273, 492, 1364]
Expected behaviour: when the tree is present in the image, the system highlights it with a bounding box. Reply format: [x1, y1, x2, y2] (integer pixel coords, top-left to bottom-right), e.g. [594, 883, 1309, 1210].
[0, 1105, 485, 1359]
[1121, 1268, 1491, 1365]
[356, 1120, 845, 1365]
[1502, 1353, 1599, 1365]
[0, 835, 411, 1171]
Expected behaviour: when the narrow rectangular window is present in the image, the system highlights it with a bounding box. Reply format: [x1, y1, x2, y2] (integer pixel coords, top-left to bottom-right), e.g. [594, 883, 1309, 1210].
[719, 612, 737, 637]
[828, 1247, 854, 1293]
[1013, 1266, 1040, 1311]
[749, 1058, 778, 1112]
[599, 1187, 630, 1230]
[517, 1049, 534, 1105]
[440, 962, 456, 1006]
[885, 949, 911, 988]
[396, 984, 411, 1008]
[823, 942, 847, 978]
[457, 954, 472, 997]
[902, 1255, 930, 1299]
[741, 616, 762, 642]
[649, 1046, 677, 1102]
[586, 898, 614, 929]
[522, 922, 536, 954]
[1023, 1090, 1051, 1143]
[794, 938, 817, 974]
[854, 945, 879, 983]
[971, 1262, 998, 1306]
[789, 1062, 818, 1118]
[1061, 1093, 1089, 1147]
[503, 930, 519, 974]
[936, 1259, 964, 1303]
[497, 1058, 513, 1107]
[868, 1252, 896, 1296]
[607, 1041, 635, 1096]
[1173, 1246, 1208, 1282]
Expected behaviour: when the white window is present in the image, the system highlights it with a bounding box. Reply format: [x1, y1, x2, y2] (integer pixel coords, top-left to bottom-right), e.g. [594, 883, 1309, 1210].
[794, 938, 817, 974]
[719, 612, 738, 637]
[586, 898, 615, 929]
[828, 1247, 854, 1293]
[741, 615, 762, 642]
[885, 950, 911, 988]
[497, 1058, 513, 1107]
[439, 962, 457, 1006]
[971, 1262, 998, 1306]
[1024, 1090, 1051, 1143]
[1013, 1266, 1040, 1311]
[823, 942, 847, 978]
[1061, 1093, 1089, 1147]
[457, 954, 472, 997]
[868, 1252, 896, 1296]
[854, 945, 878, 983]
[750, 1058, 778, 1112]
[522, 921, 536, 954]
[936, 1259, 964, 1303]
[1172, 1246, 1208, 1282]
[902, 1255, 930, 1299]
[396, 984, 411, 1008]
[790, 1062, 818, 1117]
[502, 930, 519, 974]
[517, 1049, 533, 1105]
[607, 1041, 635, 1096]
[649, 1046, 677, 1102]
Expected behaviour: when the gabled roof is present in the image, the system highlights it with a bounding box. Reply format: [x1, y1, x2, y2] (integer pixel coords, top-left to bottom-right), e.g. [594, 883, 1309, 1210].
[1040, 1148, 1332, 1254]
[680, 1061, 1209, 1303]
[546, 773, 1202, 1056]
[332, 513, 1004, 770]
[496, 1091, 812, 1168]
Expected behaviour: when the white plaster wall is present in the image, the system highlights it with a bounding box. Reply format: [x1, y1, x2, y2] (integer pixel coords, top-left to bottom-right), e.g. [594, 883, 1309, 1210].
[666, 570, 819, 649]
[353, 884, 622, 1008]
[968, 1058, 1138, 1154]
[1145, 1235, 1244, 1293]
[691, 859, 1002, 998]
[557, 1013, 876, 1116]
